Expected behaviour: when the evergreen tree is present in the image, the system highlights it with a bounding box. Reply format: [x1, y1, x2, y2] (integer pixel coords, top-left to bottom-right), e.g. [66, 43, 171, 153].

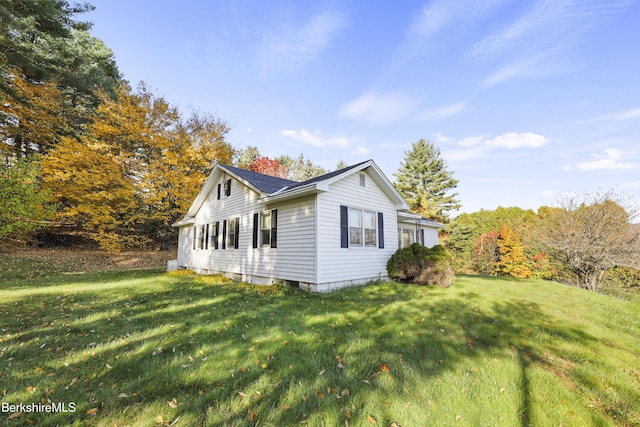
[335, 159, 348, 170]
[234, 146, 260, 169]
[279, 153, 327, 181]
[393, 139, 461, 223]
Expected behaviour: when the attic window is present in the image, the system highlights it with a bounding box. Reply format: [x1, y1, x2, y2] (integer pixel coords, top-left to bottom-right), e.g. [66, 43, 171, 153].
[224, 179, 231, 197]
[359, 173, 366, 187]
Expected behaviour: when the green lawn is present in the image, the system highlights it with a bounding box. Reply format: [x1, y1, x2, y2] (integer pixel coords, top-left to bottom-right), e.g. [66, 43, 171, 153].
[1, 257, 639, 426]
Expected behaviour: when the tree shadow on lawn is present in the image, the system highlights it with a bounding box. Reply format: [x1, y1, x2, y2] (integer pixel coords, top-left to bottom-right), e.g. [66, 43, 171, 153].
[1, 275, 634, 426]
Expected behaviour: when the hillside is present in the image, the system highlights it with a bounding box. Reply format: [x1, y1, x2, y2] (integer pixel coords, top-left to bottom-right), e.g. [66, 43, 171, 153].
[0, 255, 639, 426]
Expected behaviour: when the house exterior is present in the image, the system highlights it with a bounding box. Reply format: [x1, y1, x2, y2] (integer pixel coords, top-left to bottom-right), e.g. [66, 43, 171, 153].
[171, 159, 443, 292]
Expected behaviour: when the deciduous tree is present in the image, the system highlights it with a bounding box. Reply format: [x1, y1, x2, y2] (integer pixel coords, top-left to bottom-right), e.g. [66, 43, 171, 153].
[250, 156, 288, 178]
[0, 156, 53, 239]
[494, 224, 532, 278]
[41, 84, 233, 251]
[536, 191, 640, 291]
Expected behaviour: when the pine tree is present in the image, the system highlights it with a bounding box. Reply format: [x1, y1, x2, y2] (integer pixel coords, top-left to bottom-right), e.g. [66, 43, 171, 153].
[393, 139, 461, 223]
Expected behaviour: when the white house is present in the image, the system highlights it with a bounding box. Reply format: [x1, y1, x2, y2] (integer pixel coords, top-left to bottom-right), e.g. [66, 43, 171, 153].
[171, 159, 443, 292]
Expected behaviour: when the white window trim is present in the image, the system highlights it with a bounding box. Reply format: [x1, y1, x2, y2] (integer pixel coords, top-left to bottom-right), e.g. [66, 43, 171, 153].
[348, 207, 377, 248]
[260, 211, 271, 247]
[398, 226, 418, 248]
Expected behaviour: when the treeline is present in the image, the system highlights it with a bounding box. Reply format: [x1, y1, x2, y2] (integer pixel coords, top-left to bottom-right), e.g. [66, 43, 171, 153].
[0, 1, 334, 251]
[443, 196, 640, 294]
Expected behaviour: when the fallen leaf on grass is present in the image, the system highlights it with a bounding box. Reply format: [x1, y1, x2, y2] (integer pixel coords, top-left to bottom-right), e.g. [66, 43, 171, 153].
[167, 398, 177, 408]
[367, 414, 377, 424]
[86, 408, 98, 416]
[315, 390, 325, 399]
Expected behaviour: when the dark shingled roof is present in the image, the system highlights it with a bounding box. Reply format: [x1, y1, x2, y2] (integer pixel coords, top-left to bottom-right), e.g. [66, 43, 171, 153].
[221, 164, 297, 194]
[221, 159, 372, 195]
[284, 160, 371, 191]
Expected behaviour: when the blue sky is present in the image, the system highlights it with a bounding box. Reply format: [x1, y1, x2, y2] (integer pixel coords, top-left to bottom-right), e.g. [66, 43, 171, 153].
[87, 0, 640, 216]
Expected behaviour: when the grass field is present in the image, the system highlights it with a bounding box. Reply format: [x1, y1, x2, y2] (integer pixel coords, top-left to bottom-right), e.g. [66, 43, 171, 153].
[1, 254, 639, 426]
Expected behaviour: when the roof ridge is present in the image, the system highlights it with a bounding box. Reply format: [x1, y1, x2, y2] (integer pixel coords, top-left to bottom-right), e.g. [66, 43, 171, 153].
[217, 160, 373, 195]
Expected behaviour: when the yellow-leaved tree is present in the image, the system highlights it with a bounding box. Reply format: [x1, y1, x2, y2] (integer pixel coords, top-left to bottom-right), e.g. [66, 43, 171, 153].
[41, 83, 233, 251]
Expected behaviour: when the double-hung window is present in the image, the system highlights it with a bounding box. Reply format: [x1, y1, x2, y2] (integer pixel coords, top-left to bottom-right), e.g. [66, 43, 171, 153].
[253, 210, 278, 248]
[192, 224, 209, 250]
[341, 206, 382, 248]
[261, 212, 271, 246]
[348, 208, 363, 246]
[227, 217, 239, 249]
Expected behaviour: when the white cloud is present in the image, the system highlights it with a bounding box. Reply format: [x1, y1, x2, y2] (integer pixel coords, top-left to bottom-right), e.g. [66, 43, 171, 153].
[339, 90, 419, 125]
[485, 132, 549, 149]
[419, 101, 467, 120]
[568, 148, 638, 171]
[260, 10, 346, 74]
[457, 135, 485, 147]
[472, 0, 632, 86]
[281, 129, 350, 149]
[584, 107, 640, 123]
[440, 132, 550, 163]
[442, 145, 489, 162]
[352, 145, 370, 156]
[619, 108, 640, 120]
[433, 132, 452, 144]
[482, 57, 540, 86]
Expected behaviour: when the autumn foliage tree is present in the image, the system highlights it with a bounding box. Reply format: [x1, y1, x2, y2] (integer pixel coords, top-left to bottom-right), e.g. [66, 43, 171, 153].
[494, 224, 532, 278]
[41, 84, 233, 251]
[250, 156, 288, 178]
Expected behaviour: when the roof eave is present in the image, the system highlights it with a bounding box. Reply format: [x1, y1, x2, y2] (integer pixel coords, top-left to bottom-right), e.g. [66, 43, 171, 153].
[258, 183, 326, 204]
[172, 217, 196, 228]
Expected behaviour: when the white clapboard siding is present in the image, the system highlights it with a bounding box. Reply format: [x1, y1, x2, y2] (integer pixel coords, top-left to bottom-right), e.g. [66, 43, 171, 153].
[179, 174, 316, 284]
[422, 227, 439, 248]
[316, 169, 398, 287]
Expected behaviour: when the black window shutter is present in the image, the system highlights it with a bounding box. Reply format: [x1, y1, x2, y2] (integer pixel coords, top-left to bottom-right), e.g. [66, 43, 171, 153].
[234, 217, 240, 249]
[340, 205, 348, 248]
[217, 183, 221, 200]
[205, 223, 209, 250]
[226, 179, 232, 197]
[270, 209, 278, 248]
[252, 213, 259, 248]
[421, 229, 425, 246]
[214, 222, 219, 249]
[193, 225, 196, 250]
[222, 220, 227, 249]
[378, 212, 384, 249]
